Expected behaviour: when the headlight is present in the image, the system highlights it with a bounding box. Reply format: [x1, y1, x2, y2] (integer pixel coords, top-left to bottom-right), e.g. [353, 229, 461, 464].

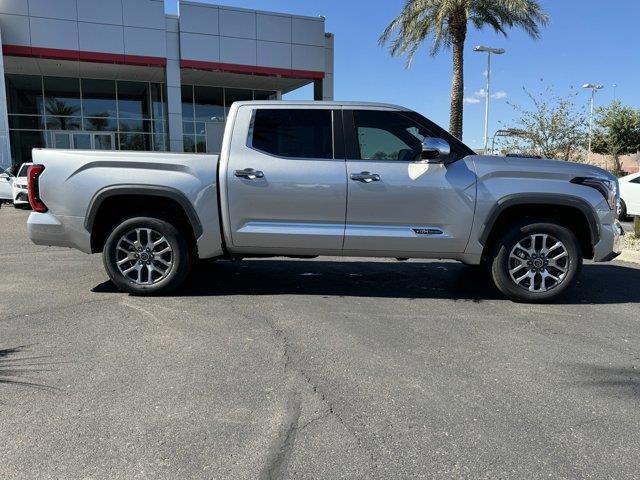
[571, 177, 618, 210]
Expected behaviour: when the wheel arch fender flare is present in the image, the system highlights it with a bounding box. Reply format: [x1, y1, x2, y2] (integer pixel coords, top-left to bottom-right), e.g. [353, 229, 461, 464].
[85, 185, 204, 239]
[479, 193, 601, 247]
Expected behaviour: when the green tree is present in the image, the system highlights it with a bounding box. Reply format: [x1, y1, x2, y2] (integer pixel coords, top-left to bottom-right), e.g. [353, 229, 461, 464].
[500, 86, 587, 160]
[379, 0, 548, 140]
[591, 101, 640, 176]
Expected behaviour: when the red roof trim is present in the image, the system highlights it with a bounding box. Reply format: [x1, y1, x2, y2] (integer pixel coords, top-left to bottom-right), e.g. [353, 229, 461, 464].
[3, 44, 166, 67]
[2, 44, 324, 79]
[180, 59, 325, 80]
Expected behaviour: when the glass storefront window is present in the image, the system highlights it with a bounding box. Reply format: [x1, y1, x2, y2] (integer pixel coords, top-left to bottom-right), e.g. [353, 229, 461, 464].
[83, 117, 118, 132]
[195, 136, 207, 153]
[225, 88, 253, 115]
[194, 86, 224, 123]
[43, 76, 81, 118]
[150, 83, 164, 121]
[183, 135, 195, 153]
[254, 90, 278, 101]
[181, 85, 194, 121]
[81, 79, 117, 117]
[10, 130, 46, 165]
[153, 135, 167, 151]
[6, 74, 169, 164]
[117, 81, 150, 119]
[8, 115, 44, 130]
[46, 116, 82, 131]
[119, 133, 151, 151]
[182, 122, 194, 135]
[119, 119, 150, 133]
[5, 74, 44, 115]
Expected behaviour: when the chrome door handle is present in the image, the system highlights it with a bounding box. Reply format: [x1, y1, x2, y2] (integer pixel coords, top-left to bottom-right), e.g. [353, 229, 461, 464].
[350, 171, 381, 183]
[234, 168, 264, 180]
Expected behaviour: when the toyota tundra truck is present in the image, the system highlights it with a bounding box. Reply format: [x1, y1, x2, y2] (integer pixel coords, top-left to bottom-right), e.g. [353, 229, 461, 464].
[25, 101, 622, 302]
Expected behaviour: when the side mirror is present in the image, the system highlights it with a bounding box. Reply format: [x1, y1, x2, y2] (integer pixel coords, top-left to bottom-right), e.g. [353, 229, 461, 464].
[421, 137, 450, 163]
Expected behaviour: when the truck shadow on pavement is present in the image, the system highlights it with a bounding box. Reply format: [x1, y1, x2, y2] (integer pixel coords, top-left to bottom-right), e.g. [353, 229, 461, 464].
[92, 259, 640, 304]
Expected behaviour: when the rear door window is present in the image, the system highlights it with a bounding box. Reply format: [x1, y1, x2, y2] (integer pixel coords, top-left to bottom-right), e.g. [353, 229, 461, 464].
[249, 109, 333, 159]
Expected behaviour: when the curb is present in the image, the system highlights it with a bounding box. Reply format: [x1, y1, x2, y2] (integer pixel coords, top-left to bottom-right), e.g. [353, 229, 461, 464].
[617, 250, 640, 264]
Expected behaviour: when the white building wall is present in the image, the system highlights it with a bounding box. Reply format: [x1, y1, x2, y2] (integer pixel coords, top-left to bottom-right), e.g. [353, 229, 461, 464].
[178, 2, 327, 74]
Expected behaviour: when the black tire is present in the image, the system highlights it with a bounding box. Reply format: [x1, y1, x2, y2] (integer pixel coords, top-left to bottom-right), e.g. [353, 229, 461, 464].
[618, 199, 628, 221]
[103, 216, 193, 295]
[488, 220, 582, 303]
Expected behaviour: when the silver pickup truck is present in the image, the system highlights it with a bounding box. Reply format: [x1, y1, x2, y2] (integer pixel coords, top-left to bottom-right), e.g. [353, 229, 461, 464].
[26, 101, 622, 302]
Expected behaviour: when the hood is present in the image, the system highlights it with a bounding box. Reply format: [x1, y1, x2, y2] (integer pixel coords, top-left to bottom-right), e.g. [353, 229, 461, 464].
[472, 155, 615, 181]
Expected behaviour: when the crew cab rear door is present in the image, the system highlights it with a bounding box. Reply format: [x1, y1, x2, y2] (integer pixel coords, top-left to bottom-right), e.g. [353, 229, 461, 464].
[342, 108, 476, 255]
[223, 105, 347, 253]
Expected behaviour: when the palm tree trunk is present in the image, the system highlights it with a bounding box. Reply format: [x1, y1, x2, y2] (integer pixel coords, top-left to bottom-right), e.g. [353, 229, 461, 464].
[449, 25, 466, 140]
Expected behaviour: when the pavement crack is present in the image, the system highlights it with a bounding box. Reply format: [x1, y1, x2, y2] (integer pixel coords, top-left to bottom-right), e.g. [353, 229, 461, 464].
[261, 388, 302, 480]
[258, 312, 379, 476]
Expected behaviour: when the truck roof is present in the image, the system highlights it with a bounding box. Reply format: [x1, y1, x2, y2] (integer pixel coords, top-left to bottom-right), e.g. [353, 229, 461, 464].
[232, 100, 410, 110]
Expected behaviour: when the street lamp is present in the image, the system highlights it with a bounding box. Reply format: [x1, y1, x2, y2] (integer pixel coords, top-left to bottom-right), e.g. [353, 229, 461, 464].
[582, 83, 603, 163]
[474, 45, 505, 153]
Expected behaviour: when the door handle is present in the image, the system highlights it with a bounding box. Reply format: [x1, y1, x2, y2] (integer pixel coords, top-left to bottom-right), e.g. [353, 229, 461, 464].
[234, 168, 264, 180]
[350, 171, 381, 183]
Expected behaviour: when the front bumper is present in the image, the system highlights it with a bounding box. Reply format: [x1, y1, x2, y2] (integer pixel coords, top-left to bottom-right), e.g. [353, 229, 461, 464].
[27, 212, 92, 253]
[593, 221, 623, 262]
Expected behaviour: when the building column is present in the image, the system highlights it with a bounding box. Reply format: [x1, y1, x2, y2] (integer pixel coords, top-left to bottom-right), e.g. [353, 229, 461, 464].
[323, 33, 334, 101]
[0, 27, 11, 170]
[165, 15, 183, 153]
[313, 33, 334, 101]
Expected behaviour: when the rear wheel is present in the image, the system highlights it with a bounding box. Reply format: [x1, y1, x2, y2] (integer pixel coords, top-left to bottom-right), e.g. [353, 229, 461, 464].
[489, 221, 581, 303]
[103, 217, 193, 295]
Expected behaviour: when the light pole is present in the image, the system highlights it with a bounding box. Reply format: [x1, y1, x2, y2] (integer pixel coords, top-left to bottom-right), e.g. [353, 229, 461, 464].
[612, 83, 618, 101]
[582, 83, 603, 163]
[474, 45, 505, 153]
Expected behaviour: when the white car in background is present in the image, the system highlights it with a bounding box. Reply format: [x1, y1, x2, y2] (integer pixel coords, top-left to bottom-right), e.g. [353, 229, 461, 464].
[618, 172, 640, 219]
[0, 167, 14, 203]
[12, 162, 33, 209]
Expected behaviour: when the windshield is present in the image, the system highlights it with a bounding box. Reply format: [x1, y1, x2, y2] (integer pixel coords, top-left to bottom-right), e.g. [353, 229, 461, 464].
[17, 164, 30, 177]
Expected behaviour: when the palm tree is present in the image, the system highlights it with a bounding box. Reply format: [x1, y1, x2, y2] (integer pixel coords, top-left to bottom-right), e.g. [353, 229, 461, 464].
[379, 0, 549, 140]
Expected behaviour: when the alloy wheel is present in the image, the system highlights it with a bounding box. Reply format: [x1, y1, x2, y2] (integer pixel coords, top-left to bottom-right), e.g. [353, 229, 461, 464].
[508, 234, 569, 293]
[115, 228, 173, 285]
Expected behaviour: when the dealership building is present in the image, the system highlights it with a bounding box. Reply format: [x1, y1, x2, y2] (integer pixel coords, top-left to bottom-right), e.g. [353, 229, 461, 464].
[0, 0, 334, 170]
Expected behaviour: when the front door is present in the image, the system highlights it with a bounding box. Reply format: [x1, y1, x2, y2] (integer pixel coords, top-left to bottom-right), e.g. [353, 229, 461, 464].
[343, 109, 476, 255]
[225, 106, 347, 253]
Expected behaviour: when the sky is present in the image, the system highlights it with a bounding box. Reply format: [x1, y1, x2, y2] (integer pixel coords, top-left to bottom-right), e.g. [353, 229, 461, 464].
[165, 0, 640, 149]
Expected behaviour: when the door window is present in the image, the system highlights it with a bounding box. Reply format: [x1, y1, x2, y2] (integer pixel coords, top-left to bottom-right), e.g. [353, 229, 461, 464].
[352, 110, 431, 161]
[249, 109, 333, 159]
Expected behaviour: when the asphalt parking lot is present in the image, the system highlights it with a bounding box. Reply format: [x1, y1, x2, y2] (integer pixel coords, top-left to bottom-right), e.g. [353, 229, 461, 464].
[2, 205, 640, 479]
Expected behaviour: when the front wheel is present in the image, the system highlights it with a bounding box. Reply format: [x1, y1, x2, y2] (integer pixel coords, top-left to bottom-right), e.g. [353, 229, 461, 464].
[489, 221, 582, 303]
[103, 217, 193, 295]
[617, 199, 628, 221]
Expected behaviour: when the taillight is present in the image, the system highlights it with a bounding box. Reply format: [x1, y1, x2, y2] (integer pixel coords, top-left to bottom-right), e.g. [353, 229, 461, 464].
[27, 164, 47, 213]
